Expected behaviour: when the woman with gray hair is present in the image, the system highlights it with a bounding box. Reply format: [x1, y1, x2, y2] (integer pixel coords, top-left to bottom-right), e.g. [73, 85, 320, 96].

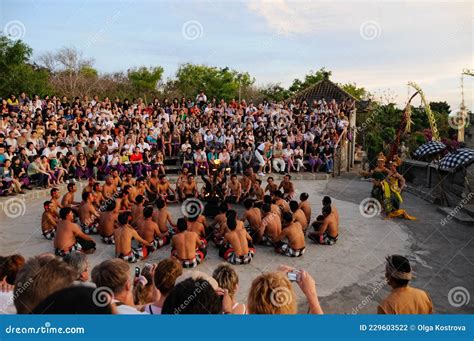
[63, 252, 90, 283]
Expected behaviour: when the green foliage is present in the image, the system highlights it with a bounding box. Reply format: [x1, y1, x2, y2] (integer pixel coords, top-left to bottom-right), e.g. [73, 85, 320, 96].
[127, 66, 164, 95]
[172, 64, 254, 100]
[288, 67, 331, 94]
[0, 36, 51, 95]
[261, 84, 291, 102]
[340, 82, 367, 100]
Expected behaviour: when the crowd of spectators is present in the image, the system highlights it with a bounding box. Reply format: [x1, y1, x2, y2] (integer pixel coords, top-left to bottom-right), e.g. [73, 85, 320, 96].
[0, 91, 353, 195]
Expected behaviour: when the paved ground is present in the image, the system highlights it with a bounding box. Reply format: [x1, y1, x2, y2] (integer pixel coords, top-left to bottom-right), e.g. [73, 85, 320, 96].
[0, 174, 472, 314]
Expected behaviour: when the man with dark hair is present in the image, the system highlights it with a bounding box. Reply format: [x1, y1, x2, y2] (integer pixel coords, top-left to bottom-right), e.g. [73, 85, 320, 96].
[225, 174, 241, 203]
[61, 182, 80, 211]
[299, 192, 311, 223]
[278, 174, 295, 200]
[130, 194, 145, 227]
[98, 200, 118, 244]
[264, 194, 281, 217]
[275, 212, 305, 257]
[138, 206, 168, 252]
[162, 278, 224, 314]
[211, 203, 228, 246]
[41, 200, 57, 240]
[378, 255, 433, 314]
[114, 212, 151, 263]
[54, 207, 96, 257]
[171, 218, 205, 268]
[259, 203, 282, 246]
[153, 198, 177, 235]
[241, 199, 262, 240]
[273, 190, 290, 213]
[290, 200, 308, 232]
[308, 205, 338, 245]
[78, 191, 100, 234]
[222, 216, 255, 265]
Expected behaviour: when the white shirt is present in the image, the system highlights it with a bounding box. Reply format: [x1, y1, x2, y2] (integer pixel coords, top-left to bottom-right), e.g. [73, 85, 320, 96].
[113, 300, 148, 315]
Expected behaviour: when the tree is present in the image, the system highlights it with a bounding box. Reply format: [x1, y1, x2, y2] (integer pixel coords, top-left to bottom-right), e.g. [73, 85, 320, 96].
[127, 66, 164, 96]
[260, 84, 290, 102]
[288, 67, 332, 94]
[172, 64, 254, 100]
[340, 82, 367, 100]
[0, 36, 51, 95]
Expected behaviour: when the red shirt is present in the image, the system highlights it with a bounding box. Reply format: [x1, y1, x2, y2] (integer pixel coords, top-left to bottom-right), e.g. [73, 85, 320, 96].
[130, 153, 143, 162]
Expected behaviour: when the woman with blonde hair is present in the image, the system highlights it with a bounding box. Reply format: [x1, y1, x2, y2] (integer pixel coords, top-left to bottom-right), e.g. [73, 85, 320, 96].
[212, 263, 246, 314]
[247, 266, 323, 314]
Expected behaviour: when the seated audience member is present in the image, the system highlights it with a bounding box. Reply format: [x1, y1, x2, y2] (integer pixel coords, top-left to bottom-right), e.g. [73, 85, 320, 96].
[133, 264, 155, 306]
[221, 216, 255, 265]
[0, 254, 25, 314]
[41, 200, 58, 240]
[171, 218, 206, 269]
[63, 252, 90, 284]
[308, 205, 339, 245]
[98, 200, 118, 244]
[247, 266, 323, 314]
[378, 255, 433, 314]
[142, 259, 183, 314]
[91, 259, 145, 314]
[114, 212, 150, 263]
[275, 212, 305, 257]
[14, 254, 76, 314]
[212, 263, 246, 314]
[54, 207, 96, 257]
[32, 286, 115, 314]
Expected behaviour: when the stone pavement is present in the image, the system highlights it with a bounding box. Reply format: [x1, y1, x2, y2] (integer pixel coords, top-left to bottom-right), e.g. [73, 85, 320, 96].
[0, 175, 420, 314]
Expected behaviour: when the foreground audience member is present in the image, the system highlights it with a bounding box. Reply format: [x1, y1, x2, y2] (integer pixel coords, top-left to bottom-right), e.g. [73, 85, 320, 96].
[162, 278, 230, 314]
[247, 266, 323, 314]
[378, 255, 433, 314]
[32, 286, 115, 314]
[91, 259, 145, 314]
[133, 264, 155, 306]
[308, 205, 339, 245]
[212, 264, 246, 314]
[63, 252, 90, 284]
[143, 259, 183, 314]
[221, 216, 255, 265]
[171, 218, 206, 269]
[114, 212, 150, 263]
[41, 200, 58, 240]
[54, 207, 96, 257]
[14, 254, 76, 314]
[0, 254, 25, 314]
[275, 212, 305, 257]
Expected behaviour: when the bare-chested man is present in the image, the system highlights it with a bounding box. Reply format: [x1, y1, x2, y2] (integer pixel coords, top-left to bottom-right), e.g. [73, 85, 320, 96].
[102, 175, 116, 200]
[299, 192, 312, 223]
[41, 200, 58, 240]
[252, 179, 265, 204]
[241, 199, 262, 241]
[98, 200, 118, 244]
[153, 198, 177, 236]
[130, 195, 145, 227]
[138, 206, 168, 252]
[221, 216, 255, 265]
[274, 190, 290, 213]
[54, 207, 96, 257]
[92, 182, 104, 208]
[275, 212, 306, 257]
[264, 194, 281, 218]
[278, 174, 295, 200]
[290, 200, 308, 232]
[187, 215, 207, 245]
[264, 176, 278, 194]
[157, 174, 177, 203]
[181, 174, 198, 200]
[82, 177, 96, 194]
[78, 192, 100, 234]
[308, 205, 339, 245]
[171, 218, 206, 269]
[121, 172, 136, 188]
[110, 169, 122, 190]
[240, 173, 252, 200]
[210, 203, 228, 246]
[225, 174, 242, 203]
[259, 203, 282, 246]
[114, 212, 151, 263]
[49, 188, 62, 218]
[61, 183, 80, 211]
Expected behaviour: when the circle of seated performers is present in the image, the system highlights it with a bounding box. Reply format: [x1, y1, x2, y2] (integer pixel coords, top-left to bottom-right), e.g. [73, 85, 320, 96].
[41, 170, 340, 269]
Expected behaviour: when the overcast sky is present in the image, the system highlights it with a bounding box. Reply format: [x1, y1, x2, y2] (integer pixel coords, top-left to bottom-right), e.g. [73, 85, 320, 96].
[1, 0, 472, 112]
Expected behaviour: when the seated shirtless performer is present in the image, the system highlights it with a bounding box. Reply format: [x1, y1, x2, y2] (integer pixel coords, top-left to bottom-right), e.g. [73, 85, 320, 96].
[259, 203, 282, 246]
[289, 200, 308, 233]
[308, 205, 339, 245]
[273, 190, 290, 213]
[114, 212, 151, 263]
[130, 195, 145, 227]
[54, 207, 96, 257]
[153, 198, 176, 237]
[278, 174, 295, 200]
[61, 182, 80, 212]
[157, 174, 177, 203]
[210, 203, 228, 246]
[41, 200, 58, 240]
[98, 200, 118, 244]
[49, 188, 62, 217]
[187, 214, 207, 246]
[138, 206, 168, 252]
[225, 174, 242, 203]
[78, 191, 100, 234]
[241, 199, 262, 241]
[299, 192, 311, 224]
[221, 216, 255, 265]
[171, 218, 206, 269]
[180, 174, 199, 200]
[275, 212, 306, 257]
